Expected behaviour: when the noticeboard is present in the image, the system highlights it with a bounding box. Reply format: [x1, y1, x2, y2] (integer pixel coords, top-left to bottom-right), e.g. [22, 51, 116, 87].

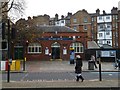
[101, 50, 116, 57]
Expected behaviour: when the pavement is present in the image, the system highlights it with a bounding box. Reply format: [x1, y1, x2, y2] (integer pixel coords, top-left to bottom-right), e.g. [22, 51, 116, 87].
[1, 60, 120, 89]
[25, 60, 119, 72]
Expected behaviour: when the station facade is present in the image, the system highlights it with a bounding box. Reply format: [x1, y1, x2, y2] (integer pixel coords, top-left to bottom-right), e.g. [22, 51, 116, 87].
[12, 26, 88, 61]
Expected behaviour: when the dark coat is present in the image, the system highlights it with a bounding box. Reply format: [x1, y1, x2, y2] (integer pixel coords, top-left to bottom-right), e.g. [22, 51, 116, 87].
[75, 58, 83, 74]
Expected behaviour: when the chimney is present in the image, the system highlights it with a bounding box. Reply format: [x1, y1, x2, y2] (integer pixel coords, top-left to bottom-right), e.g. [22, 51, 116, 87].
[55, 14, 58, 21]
[61, 15, 64, 19]
[111, 7, 118, 14]
[96, 9, 100, 15]
[28, 16, 31, 20]
[67, 12, 72, 16]
[103, 10, 106, 15]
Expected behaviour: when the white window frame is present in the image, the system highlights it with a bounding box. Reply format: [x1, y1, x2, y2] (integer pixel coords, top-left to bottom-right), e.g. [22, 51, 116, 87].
[106, 16, 110, 20]
[28, 43, 42, 54]
[83, 25, 87, 30]
[70, 42, 84, 53]
[99, 33, 103, 37]
[84, 16, 88, 22]
[73, 18, 77, 23]
[99, 16, 102, 20]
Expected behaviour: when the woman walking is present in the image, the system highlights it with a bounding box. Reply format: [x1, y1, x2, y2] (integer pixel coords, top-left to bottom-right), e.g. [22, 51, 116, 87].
[75, 55, 84, 82]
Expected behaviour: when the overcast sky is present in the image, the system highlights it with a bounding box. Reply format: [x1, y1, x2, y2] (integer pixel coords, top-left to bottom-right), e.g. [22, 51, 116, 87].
[23, 0, 120, 19]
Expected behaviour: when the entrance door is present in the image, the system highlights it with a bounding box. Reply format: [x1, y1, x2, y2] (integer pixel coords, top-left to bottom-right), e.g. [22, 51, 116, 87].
[51, 42, 60, 59]
[14, 47, 24, 59]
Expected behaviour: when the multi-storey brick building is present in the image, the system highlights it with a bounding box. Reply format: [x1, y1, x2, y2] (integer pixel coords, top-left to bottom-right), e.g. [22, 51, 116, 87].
[118, 8, 120, 48]
[111, 7, 118, 48]
[70, 9, 92, 41]
[91, 7, 119, 48]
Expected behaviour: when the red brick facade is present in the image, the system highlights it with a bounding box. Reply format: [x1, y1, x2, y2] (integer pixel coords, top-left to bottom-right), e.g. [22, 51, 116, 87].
[25, 32, 87, 61]
[118, 10, 120, 48]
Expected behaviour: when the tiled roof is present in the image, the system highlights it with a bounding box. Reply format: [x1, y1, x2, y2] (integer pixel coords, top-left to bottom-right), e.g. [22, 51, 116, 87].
[34, 25, 78, 33]
[87, 41, 100, 49]
[101, 44, 113, 49]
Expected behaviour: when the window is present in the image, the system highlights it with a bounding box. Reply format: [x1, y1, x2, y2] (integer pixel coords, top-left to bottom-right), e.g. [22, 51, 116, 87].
[99, 25, 103, 29]
[57, 21, 59, 24]
[83, 25, 87, 30]
[116, 23, 118, 28]
[99, 40, 103, 44]
[106, 16, 110, 20]
[92, 17, 94, 21]
[99, 16, 102, 20]
[99, 33, 103, 37]
[73, 18, 77, 23]
[61, 20, 64, 23]
[73, 26, 77, 31]
[107, 25, 110, 28]
[28, 43, 42, 54]
[70, 42, 84, 53]
[106, 32, 110, 35]
[84, 16, 88, 22]
[115, 15, 118, 19]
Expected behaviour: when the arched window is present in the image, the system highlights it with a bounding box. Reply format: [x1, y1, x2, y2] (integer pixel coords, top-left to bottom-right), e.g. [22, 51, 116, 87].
[28, 43, 42, 54]
[70, 42, 84, 53]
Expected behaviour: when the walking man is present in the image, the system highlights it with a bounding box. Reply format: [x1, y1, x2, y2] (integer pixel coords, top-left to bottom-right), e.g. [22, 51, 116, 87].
[75, 55, 84, 82]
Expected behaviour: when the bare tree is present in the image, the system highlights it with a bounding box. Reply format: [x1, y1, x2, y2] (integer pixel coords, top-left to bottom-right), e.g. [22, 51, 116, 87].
[1, 0, 26, 21]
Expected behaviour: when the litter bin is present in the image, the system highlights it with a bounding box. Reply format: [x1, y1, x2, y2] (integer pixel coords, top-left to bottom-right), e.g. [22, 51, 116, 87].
[15, 60, 21, 71]
[88, 60, 94, 70]
[10, 60, 16, 71]
[10, 60, 21, 71]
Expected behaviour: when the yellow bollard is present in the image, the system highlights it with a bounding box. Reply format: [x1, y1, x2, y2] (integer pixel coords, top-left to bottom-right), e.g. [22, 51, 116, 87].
[25, 57, 26, 61]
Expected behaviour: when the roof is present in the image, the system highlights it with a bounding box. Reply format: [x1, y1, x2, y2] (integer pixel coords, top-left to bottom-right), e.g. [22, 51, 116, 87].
[101, 44, 113, 49]
[34, 25, 78, 33]
[87, 41, 100, 49]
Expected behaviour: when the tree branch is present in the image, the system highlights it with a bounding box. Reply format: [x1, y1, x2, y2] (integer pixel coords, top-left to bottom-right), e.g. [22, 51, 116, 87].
[2, 0, 10, 8]
[2, 0, 14, 13]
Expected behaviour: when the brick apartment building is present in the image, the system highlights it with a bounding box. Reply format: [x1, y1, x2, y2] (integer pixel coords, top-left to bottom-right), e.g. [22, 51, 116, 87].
[118, 9, 120, 48]
[70, 9, 92, 41]
[91, 7, 119, 48]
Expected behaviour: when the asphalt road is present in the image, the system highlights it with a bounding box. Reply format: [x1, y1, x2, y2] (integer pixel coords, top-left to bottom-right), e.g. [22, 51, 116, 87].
[2, 71, 119, 82]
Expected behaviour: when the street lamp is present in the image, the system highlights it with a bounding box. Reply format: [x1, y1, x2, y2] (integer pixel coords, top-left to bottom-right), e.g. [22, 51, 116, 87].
[7, 18, 11, 83]
[23, 40, 28, 71]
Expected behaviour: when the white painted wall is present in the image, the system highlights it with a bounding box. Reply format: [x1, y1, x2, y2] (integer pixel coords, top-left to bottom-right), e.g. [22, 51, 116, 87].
[55, 20, 66, 26]
[97, 15, 112, 23]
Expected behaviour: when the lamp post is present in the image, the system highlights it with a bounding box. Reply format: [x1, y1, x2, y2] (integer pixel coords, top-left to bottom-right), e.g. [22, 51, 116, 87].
[7, 18, 11, 83]
[23, 40, 28, 71]
[98, 51, 102, 81]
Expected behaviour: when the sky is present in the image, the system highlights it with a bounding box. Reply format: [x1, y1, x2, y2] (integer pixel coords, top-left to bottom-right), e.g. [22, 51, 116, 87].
[22, 0, 120, 19]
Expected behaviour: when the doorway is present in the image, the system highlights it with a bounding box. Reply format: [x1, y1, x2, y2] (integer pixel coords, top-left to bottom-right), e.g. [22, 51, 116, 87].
[14, 46, 24, 59]
[51, 42, 60, 59]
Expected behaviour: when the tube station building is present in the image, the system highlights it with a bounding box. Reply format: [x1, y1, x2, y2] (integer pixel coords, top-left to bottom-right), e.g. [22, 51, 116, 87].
[12, 25, 88, 61]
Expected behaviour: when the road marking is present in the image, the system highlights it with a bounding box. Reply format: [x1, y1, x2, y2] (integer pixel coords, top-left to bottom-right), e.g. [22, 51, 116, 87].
[21, 73, 28, 81]
[109, 74, 112, 76]
[89, 79, 99, 81]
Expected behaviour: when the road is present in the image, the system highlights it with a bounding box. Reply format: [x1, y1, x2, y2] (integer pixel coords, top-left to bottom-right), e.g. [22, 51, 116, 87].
[2, 71, 119, 82]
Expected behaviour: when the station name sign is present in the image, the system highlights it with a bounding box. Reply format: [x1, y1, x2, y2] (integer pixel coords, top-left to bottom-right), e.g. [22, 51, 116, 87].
[36, 38, 73, 41]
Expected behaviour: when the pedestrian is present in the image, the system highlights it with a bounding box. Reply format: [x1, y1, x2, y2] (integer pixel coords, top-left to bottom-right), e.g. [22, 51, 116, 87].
[75, 55, 84, 82]
[91, 55, 98, 68]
